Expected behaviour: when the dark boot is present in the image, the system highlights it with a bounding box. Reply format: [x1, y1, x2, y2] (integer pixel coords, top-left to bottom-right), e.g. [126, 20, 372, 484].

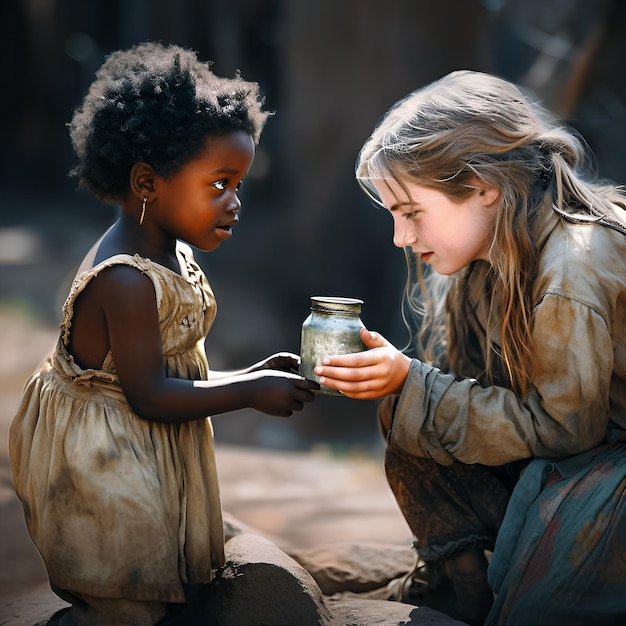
[387, 547, 493, 626]
[445, 548, 493, 626]
[386, 557, 453, 610]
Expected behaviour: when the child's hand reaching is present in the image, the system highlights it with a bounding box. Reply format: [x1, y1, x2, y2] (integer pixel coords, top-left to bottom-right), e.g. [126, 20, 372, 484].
[235, 353, 318, 416]
[243, 370, 318, 417]
[313, 328, 412, 400]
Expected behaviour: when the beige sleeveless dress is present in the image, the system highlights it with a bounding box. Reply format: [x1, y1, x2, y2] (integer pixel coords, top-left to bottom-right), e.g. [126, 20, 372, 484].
[9, 242, 224, 604]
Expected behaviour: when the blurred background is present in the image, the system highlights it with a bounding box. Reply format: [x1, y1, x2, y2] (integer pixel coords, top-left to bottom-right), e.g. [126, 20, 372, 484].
[1, 0, 625, 453]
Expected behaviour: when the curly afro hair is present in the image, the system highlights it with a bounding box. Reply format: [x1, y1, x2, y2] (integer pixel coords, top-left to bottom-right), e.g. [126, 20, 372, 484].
[69, 41, 271, 203]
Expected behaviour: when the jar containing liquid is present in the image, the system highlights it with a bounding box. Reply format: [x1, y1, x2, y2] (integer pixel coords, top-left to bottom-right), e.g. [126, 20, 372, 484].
[299, 296, 366, 396]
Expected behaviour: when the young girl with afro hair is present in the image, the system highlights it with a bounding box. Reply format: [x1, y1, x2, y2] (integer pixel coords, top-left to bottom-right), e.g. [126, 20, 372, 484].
[10, 42, 316, 625]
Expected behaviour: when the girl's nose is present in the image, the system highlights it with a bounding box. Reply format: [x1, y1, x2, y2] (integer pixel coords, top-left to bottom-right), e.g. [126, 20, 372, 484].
[392, 218, 416, 248]
[228, 194, 241, 212]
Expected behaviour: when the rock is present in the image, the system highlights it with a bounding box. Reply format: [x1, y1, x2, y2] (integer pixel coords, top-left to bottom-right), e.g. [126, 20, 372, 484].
[328, 596, 467, 625]
[0, 583, 69, 626]
[192, 534, 463, 626]
[289, 542, 417, 595]
[200, 533, 334, 625]
[222, 510, 418, 596]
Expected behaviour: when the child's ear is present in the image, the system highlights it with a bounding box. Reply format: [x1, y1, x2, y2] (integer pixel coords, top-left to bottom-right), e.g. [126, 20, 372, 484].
[475, 181, 500, 207]
[130, 162, 156, 199]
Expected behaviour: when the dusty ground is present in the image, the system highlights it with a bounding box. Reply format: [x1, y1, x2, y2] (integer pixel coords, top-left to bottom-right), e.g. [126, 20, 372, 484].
[0, 308, 413, 625]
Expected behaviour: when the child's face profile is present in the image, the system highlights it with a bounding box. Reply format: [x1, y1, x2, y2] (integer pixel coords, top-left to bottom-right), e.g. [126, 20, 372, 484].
[373, 177, 497, 275]
[150, 130, 255, 251]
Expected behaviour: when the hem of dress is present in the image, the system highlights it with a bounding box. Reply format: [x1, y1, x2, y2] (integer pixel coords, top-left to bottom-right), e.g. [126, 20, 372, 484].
[49, 573, 187, 605]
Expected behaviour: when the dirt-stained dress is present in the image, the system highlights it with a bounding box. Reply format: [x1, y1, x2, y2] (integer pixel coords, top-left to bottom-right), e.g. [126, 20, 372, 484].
[9, 243, 224, 605]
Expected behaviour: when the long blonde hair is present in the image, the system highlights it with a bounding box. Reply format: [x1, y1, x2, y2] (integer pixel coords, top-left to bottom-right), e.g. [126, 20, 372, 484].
[357, 70, 626, 394]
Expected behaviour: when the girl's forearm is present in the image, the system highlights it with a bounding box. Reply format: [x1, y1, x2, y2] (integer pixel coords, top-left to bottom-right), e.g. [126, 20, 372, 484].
[126, 375, 255, 422]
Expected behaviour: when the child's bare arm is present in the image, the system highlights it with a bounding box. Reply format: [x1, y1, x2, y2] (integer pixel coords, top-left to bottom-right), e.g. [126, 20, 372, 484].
[74, 265, 316, 420]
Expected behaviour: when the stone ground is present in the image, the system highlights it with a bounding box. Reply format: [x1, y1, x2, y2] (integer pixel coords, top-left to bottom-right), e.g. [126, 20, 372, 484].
[0, 308, 436, 625]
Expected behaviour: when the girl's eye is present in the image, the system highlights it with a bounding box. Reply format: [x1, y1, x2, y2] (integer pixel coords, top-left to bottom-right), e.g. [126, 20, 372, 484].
[403, 211, 418, 220]
[212, 179, 243, 192]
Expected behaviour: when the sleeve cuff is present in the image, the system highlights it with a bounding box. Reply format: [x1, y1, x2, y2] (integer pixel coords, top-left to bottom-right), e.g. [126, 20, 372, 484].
[389, 359, 457, 465]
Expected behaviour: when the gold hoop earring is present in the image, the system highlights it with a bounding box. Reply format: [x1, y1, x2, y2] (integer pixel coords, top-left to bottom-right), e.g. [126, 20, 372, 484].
[139, 197, 147, 225]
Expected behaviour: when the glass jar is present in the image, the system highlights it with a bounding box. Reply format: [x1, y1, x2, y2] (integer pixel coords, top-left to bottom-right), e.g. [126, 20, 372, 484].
[299, 296, 365, 396]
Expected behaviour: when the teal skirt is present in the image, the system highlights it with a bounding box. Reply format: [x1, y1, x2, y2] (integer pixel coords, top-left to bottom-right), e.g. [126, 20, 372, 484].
[487, 440, 626, 625]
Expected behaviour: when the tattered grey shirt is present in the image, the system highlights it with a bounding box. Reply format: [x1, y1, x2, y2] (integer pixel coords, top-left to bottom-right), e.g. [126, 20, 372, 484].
[391, 209, 626, 466]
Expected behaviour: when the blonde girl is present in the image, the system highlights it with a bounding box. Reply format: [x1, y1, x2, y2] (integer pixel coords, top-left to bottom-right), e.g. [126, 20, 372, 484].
[315, 70, 626, 625]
